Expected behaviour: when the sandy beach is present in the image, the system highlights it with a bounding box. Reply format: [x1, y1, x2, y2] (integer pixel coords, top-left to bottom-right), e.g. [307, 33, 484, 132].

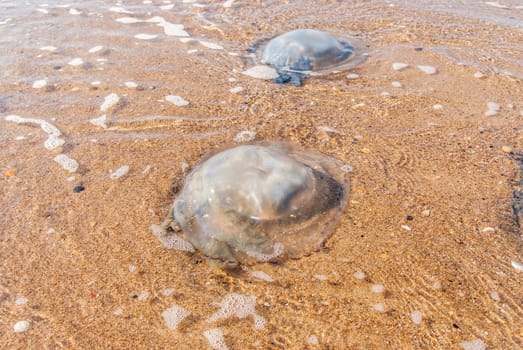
[1, 1, 522, 349]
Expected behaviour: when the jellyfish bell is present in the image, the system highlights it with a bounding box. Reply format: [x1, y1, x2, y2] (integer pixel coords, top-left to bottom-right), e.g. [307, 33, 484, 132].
[258, 29, 365, 86]
[168, 142, 351, 268]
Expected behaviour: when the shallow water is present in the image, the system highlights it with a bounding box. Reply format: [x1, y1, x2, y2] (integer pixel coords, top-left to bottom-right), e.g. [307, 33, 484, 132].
[1, 1, 522, 349]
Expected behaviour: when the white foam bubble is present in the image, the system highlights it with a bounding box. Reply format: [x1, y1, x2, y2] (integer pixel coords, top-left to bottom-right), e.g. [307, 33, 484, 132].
[391, 81, 402, 87]
[116, 17, 142, 24]
[110, 165, 129, 180]
[203, 328, 229, 350]
[100, 93, 120, 112]
[392, 62, 409, 71]
[32, 79, 47, 89]
[307, 335, 319, 345]
[109, 6, 133, 14]
[511, 260, 523, 272]
[89, 114, 108, 129]
[125, 81, 138, 88]
[165, 95, 189, 106]
[490, 291, 500, 302]
[37, 8, 49, 14]
[433, 104, 443, 110]
[88, 45, 103, 53]
[229, 86, 243, 93]
[411, 310, 422, 324]
[135, 33, 158, 40]
[473, 71, 485, 78]
[53, 154, 79, 172]
[246, 242, 283, 262]
[161, 288, 175, 296]
[417, 65, 437, 75]
[373, 303, 385, 312]
[40, 46, 57, 51]
[233, 130, 256, 142]
[371, 284, 385, 293]
[242, 65, 278, 80]
[487, 101, 500, 111]
[207, 293, 265, 329]
[158, 21, 189, 37]
[137, 291, 149, 301]
[113, 308, 123, 316]
[13, 320, 29, 333]
[160, 4, 174, 10]
[162, 305, 191, 330]
[15, 297, 28, 305]
[151, 224, 195, 252]
[68, 57, 84, 66]
[251, 270, 274, 282]
[354, 270, 366, 279]
[91, 80, 101, 86]
[199, 41, 224, 50]
[485, 1, 509, 9]
[460, 339, 486, 350]
[69, 8, 81, 15]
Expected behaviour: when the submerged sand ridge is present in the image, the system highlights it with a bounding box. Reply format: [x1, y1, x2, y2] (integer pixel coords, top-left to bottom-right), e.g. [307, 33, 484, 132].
[1, 0, 523, 349]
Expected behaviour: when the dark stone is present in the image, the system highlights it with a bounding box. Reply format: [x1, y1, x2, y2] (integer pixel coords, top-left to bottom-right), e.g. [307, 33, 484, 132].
[407, 215, 414, 221]
[414, 47, 423, 51]
[73, 185, 85, 193]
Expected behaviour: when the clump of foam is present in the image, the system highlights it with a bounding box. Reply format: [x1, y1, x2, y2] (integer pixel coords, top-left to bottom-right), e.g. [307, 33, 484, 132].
[100, 93, 120, 112]
[53, 154, 79, 172]
[161, 305, 191, 330]
[459, 339, 486, 350]
[233, 130, 256, 142]
[203, 328, 229, 350]
[207, 293, 266, 330]
[5, 115, 65, 150]
[151, 224, 195, 252]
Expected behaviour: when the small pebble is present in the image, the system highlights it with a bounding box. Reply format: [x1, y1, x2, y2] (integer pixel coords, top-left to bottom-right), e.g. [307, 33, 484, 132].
[421, 210, 431, 217]
[313, 274, 329, 281]
[401, 224, 412, 231]
[4, 168, 17, 177]
[13, 320, 29, 333]
[473, 72, 485, 78]
[417, 65, 437, 75]
[68, 57, 84, 66]
[392, 62, 409, 71]
[110, 165, 130, 180]
[406, 215, 414, 221]
[433, 104, 443, 110]
[73, 185, 85, 193]
[134, 33, 158, 40]
[501, 146, 512, 153]
[391, 81, 402, 87]
[229, 86, 243, 93]
[487, 102, 500, 111]
[346, 73, 359, 79]
[32, 79, 47, 89]
[125, 81, 138, 88]
[165, 95, 189, 106]
[490, 291, 500, 302]
[361, 147, 371, 154]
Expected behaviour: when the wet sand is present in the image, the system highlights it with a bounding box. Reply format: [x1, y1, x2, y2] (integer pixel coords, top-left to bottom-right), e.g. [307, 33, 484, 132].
[1, 1, 522, 349]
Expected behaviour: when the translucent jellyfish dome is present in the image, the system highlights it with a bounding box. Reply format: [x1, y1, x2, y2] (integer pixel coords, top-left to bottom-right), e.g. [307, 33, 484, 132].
[258, 29, 365, 85]
[170, 142, 351, 267]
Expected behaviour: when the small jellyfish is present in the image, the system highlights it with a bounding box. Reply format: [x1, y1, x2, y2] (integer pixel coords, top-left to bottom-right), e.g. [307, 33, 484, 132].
[166, 142, 350, 268]
[258, 29, 365, 86]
